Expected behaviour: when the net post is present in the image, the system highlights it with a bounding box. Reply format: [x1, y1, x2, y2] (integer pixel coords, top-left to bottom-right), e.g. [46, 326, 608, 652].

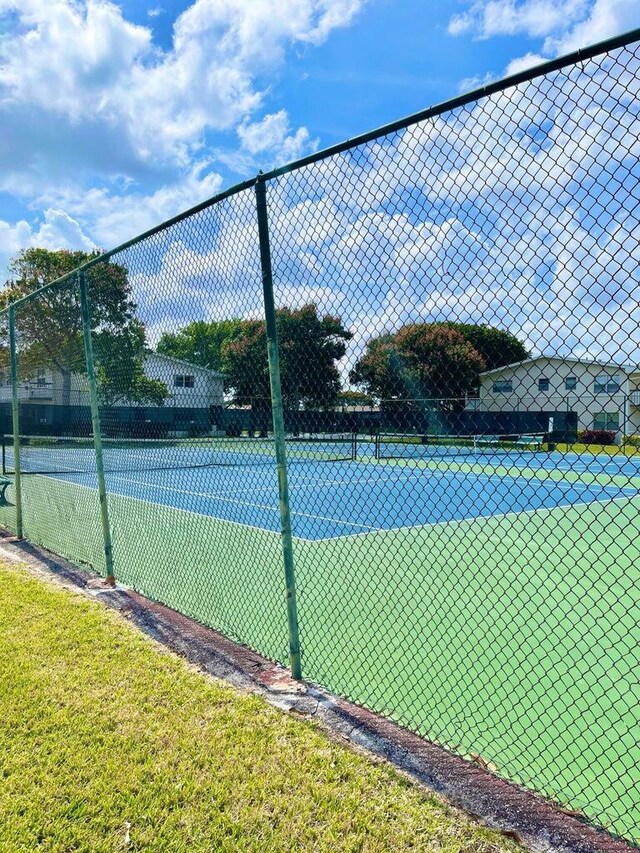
[8, 306, 23, 539]
[255, 175, 302, 681]
[78, 271, 115, 586]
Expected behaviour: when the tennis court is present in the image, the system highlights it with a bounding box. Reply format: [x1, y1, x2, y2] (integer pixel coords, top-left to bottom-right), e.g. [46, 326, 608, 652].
[0, 442, 640, 844]
[4, 435, 635, 839]
[365, 433, 640, 480]
[2, 440, 638, 841]
[4, 436, 638, 540]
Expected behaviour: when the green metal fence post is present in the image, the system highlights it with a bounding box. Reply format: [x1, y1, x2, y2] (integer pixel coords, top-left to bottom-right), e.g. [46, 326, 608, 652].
[255, 175, 302, 680]
[79, 272, 115, 586]
[8, 307, 23, 539]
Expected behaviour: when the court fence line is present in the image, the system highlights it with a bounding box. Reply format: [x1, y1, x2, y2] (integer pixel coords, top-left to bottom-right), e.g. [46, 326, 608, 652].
[1, 26, 639, 847]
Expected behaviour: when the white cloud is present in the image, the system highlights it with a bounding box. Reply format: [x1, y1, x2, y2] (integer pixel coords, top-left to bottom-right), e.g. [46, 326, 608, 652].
[1, 0, 366, 169]
[0, 0, 367, 277]
[0, 209, 96, 282]
[1, 1, 154, 123]
[504, 52, 547, 75]
[55, 162, 226, 248]
[449, 0, 640, 87]
[125, 40, 640, 370]
[448, 0, 591, 39]
[543, 0, 640, 54]
[229, 47, 640, 370]
[237, 110, 318, 164]
[1, 0, 638, 382]
[34, 209, 98, 253]
[458, 71, 497, 93]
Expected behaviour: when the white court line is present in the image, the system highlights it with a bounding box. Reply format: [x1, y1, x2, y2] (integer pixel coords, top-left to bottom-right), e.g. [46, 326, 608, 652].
[32, 468, 639, 543]
[107, 472, 378, 532]
[33, 472, 279, 538]
[371, 454, 640, 481]
[288, 467, 637, 494]
[108, 472, 279, 511]
[45, 462, 640, 506]
[115, 465, 621, 526]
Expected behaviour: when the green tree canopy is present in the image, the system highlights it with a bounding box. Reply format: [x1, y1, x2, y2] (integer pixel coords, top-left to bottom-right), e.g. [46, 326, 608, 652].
[1, 248, 168, 407]
[439, 322, 529, 372]
[350, 323, 493, 405]
[156, 319, 243, 373]
[223, 304, 352, 410]
[94, 324, 168, 408]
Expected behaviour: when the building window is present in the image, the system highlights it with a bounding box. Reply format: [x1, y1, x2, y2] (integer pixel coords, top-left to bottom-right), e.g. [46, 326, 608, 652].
[36, 369, 47, 386]
[565, 376, 577, 390]
[538, 378, 550, 392]
[174, 374, 195, 388]
[594, 375, 620, 394]
[492, 380, 513, 393]
[593, 412, 619, 431]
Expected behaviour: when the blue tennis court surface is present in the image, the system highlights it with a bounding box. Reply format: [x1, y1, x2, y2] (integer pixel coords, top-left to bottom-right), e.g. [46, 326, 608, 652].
[359, 439, 640, 479]
[481, 448, 640, 479]
[35, 459, 638, 541]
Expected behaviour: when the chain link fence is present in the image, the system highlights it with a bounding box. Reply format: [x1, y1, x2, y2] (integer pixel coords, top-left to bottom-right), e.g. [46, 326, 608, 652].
[1, 29, 639, 845]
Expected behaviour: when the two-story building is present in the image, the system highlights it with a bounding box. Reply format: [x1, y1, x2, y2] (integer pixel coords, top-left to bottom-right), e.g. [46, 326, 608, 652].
[475, 356, 640, 439]
[0, 352, 224, 408]
[0, 352, 225, 435]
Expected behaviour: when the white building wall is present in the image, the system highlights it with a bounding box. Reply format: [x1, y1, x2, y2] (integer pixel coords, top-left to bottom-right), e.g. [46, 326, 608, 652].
[0, 354, 224, 410]
[478, 358, 640, 438]
[142, 353, 224, 409]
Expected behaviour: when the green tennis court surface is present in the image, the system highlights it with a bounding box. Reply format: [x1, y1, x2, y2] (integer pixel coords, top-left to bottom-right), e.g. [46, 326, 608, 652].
[0, 450, 637, 842]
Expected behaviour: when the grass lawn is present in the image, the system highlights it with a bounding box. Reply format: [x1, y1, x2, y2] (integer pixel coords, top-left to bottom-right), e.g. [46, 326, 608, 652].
[557, 441, 640, 457]
[0, 562, 521, 853]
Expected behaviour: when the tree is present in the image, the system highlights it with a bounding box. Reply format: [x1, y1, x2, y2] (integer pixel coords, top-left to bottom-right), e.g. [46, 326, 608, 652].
[156, 319, 243, 373]
[350, 323, 488, 406]
[0, 248, 168, 406]
[439, 322, 529, 372]
[223, 304, 352, 410]
[94, 323, 168, 407]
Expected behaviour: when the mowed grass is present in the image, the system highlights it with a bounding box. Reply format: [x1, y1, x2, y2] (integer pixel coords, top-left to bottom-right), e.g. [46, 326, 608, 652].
[557, 441, 640, 458]
[0, 563, 521, 853]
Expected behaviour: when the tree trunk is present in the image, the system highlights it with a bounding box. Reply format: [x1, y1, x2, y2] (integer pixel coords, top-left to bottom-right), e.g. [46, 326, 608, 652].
[61, 368, 72, 407]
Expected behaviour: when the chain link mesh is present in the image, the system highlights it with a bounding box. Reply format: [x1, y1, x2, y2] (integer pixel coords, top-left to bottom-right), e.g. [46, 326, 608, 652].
[92, 192, 291, 662]
[0, 34, 638, 845]
[266, 40, 640, 843]
[6, 278, 106, 570]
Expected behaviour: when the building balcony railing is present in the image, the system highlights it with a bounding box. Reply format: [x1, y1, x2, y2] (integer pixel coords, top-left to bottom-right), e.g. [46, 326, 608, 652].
[28, 386, 54, 400]
[0, 383, 54, 402]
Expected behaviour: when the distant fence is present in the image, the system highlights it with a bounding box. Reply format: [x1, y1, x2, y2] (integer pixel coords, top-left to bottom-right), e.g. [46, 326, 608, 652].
[1, 28, 639, 846]
[0, 402, 579, 442]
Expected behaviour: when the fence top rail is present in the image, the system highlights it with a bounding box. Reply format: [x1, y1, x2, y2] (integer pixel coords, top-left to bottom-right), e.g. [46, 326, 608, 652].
[263, 25, 640, 180]
[1, 24, 639, 316]
[0, 176, 259, 314]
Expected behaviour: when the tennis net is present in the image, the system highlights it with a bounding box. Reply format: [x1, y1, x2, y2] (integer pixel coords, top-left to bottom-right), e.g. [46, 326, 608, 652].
[375, 432, 546, 461]
[2, 433, 357, 475]
[287, 432, 357, 463]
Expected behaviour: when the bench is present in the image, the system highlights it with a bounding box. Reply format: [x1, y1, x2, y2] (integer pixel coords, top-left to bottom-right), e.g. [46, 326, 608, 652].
[474, 434, 544, 452]
[0, 477, 11, 505]
[514, 434, 544, 450]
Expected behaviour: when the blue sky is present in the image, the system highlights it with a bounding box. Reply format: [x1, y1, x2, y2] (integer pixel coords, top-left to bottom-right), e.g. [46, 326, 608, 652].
[2, 0, 638, 266]
[1, 0, 640, 368]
